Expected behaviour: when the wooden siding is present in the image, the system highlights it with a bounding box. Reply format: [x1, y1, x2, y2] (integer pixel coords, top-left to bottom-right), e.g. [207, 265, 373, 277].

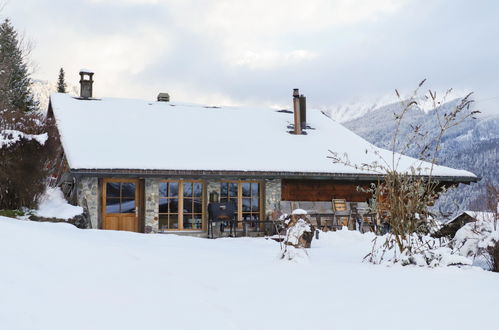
[281, 179, 372, 202]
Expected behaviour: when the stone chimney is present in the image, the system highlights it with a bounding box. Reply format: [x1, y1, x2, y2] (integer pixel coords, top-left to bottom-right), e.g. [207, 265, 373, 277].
[293, 88, 301, 135]
[79, 69, 94, 99]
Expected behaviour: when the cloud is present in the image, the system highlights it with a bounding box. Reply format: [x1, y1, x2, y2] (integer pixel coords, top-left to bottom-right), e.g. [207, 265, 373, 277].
[3, 0, 498, 112]
[230, 49, 319, 70]
[168, 0, 407, 70]
[66, 27, 170, 75]
[29, 22, 172, 98]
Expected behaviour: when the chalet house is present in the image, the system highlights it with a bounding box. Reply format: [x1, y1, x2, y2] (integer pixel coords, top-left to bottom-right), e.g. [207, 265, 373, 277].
[47, 70, 478, 236]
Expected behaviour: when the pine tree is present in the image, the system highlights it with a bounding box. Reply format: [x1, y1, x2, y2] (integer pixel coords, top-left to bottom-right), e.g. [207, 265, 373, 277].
[57, 67, 66, 93]
[0, 19, 56, 209]
[0, 19, 38, 112]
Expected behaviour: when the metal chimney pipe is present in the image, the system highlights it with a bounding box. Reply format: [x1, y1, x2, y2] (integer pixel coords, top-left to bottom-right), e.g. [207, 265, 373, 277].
[293, 88, 301, 135]
[299, 95, 306, 129]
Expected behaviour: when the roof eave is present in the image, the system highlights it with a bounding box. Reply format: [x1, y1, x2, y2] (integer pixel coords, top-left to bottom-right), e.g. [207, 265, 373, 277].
[68, 168, 479, 184]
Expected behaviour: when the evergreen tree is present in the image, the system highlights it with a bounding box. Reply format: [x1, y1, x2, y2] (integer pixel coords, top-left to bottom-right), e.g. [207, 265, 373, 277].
[0, 19, 37, 112]
[0, 19, 56, 209]
[57, 67, 66, 93]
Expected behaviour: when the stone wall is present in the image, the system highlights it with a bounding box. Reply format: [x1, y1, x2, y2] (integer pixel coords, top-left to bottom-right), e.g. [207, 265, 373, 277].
[265, 179, 281, 219]
[76, 177, 98, 229]
[144, 178, 159, 233]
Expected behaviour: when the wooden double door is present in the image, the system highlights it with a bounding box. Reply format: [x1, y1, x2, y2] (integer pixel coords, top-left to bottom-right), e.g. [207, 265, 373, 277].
[102, 179, 141, 232]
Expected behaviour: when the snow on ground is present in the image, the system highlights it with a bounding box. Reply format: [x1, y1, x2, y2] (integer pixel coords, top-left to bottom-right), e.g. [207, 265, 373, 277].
[0, 217, 497, 330]
[35, 187, 83, 219]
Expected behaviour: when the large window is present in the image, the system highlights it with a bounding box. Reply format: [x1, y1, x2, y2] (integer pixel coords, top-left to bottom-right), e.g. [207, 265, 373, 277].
[220, 181, 262, 225]
[159, 181, 204, 231]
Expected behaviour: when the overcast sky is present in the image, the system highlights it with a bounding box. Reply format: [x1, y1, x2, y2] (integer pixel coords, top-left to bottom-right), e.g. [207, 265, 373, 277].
[3, 0, 499, 113]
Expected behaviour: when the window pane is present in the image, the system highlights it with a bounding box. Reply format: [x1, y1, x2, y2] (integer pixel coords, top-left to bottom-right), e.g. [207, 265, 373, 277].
[183, 215, 194, 229]
[242, 183, 250, 197]
[106, 183, 120, 198]
[193, 183, 202, 197]
[183, 198, 193, 213]
[220, 197, 228, 203]
[121, 183, 135, 198]
[106, 198, 120, 213]
[159, 214, 169, 230]
[159, 199, 168, 213]
[121, 199, 135, 213]
[194, 199, 202, 213]
[251, 196, 259, 212]
[251, 183, 259, 195]
[159, 183, 168, 197]
[229, 183, 238, 197]
[220, 183, 228, 197]
[242, 198, 250, 212]
[169, 198, 179, 213]
[192, 215, 202, 229]
[169, 214, 179, 229]
[229, 199, 238, 211]
[169, 182, 179, 197]
[183, 182, 192, 197]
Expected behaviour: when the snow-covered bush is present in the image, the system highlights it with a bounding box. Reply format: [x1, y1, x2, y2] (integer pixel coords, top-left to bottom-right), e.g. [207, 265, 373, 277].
[452, 215, 499, 271]
[368, 233, 472, 267]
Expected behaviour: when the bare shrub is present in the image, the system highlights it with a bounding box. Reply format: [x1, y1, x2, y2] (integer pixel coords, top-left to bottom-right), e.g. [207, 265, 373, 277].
[330, 80, 478, 265]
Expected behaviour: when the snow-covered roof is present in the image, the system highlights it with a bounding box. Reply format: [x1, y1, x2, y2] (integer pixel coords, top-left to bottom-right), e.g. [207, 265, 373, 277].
[49, 93, 476, 180]
[448, 211, 496, 224]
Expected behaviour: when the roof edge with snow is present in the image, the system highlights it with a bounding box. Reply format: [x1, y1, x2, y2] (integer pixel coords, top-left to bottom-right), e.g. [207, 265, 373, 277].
[69, 168, 478, 183]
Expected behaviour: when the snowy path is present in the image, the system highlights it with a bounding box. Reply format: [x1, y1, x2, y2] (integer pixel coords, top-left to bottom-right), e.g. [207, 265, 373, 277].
[0, 217, 497, 330]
